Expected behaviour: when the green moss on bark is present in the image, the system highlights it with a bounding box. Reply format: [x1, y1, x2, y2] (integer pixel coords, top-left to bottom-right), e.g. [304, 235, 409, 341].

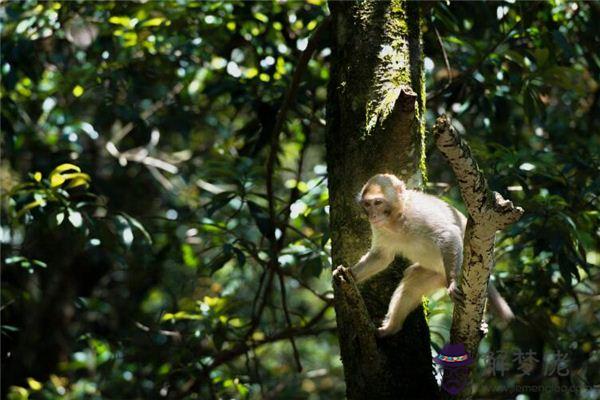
[364, 0, 412, 135]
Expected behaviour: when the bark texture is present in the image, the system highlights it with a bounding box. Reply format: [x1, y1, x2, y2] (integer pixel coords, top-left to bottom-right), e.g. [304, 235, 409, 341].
[433, 115, 524, 397]
[326, 2, 438, 398]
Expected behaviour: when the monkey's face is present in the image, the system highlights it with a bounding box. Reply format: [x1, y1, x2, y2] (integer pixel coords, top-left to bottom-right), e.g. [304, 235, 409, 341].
[361, 195, 392, 227]
[359, 178, 403, 227]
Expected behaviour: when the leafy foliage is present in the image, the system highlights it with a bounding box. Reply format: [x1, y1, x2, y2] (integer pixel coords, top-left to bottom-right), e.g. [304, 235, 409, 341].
[2, 1, 335, 399]
[1, 1, 598, 399]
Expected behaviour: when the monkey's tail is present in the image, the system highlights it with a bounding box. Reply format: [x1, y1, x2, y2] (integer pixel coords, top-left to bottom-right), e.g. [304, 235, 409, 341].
[487, 282, 515, 322]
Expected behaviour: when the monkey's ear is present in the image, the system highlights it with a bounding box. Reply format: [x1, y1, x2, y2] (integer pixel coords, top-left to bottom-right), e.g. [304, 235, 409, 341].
[355, 191, 363, 203]
[393, 179, 406, 194]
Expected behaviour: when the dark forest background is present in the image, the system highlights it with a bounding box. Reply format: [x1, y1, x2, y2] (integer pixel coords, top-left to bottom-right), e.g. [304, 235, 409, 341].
[1, 1, 598, 399]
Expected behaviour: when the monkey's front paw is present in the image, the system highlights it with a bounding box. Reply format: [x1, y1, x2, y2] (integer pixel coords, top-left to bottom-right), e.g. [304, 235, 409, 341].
[447, 282, 465, 306]
[332, 265, 354, 283]
[377, 323, 399, 338]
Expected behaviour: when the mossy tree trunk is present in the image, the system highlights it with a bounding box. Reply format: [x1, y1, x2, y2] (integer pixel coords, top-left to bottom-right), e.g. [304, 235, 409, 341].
[326, 1, 439, 398]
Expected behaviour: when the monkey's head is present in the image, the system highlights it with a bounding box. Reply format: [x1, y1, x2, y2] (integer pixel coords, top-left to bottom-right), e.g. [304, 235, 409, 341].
[358, 174, 406, 227]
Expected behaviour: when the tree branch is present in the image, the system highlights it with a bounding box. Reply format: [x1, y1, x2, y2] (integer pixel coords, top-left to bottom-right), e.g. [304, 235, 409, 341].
[331, 266, 388, 390]
[276, 269, 303, 372]
[433, 115, 523, 398]
[433, 115, 523, 228]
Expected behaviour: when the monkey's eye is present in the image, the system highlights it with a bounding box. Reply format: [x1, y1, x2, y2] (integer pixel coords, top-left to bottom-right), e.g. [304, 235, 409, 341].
[374, 199, 383, 206]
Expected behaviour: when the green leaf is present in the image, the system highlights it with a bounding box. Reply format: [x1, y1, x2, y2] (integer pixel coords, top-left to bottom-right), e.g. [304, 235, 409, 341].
[206, 193, 234, 217]
[551, 30, 573, 58]
[303, 256, 323, 278]
[16, 199, 46, 217]
[232, 247, 246, 268]
[115, 215, 134, 247]
[51, 211, 65, 228]
[50, 173, 65, 187]
[122, 226, 134, 247]
[7, 385, 29, 400]
[108, 16, 133, 28]
[1, 325, 19, 333]
[141, 17, 166, 27]
[538, 66, 586, 94]
[72, 85, 84, 97]
[320, 231, 330, 248]
[32, 259, 47, 268]
[5, 256, 46, 270]
[51, 163, 81, 174]
[68, 210, 83, 228]
[247, 201, 273, 238]
[208, 249, 232, 274]
[181, 243, 199, 268]
[121, 213, 152, 244]
[533, 48, 549, 67]
[161, 311, 202, 322]
[49, 164, 88, 189]
[5, 256, 27, 265]
[254, 12, 269, 23]
[66, 177, 90, 189]
[61, 172, 91, 183]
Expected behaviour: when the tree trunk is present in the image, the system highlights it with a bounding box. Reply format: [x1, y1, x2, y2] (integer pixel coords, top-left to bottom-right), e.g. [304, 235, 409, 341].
[326, 1, 438, 398]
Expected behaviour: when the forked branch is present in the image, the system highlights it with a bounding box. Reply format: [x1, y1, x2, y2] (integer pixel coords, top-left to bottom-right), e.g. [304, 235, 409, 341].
[433, 115, 523, 228]
[433, 115, 523, 398]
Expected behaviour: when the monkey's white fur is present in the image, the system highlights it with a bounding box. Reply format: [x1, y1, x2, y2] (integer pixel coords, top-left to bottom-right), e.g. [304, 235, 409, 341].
[352, 174, 514, 337]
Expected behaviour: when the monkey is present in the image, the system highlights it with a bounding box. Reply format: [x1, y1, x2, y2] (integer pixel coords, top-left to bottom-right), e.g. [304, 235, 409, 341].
[350, 173, 514, 337]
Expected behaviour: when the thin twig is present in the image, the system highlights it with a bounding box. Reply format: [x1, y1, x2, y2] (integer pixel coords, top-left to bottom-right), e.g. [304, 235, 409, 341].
[434, 22, 452, 84]
[280, 268, 332, 302]
[277, 269, 303, 371]
[245, 267, 275, 341]
[250, 269, 268, 317]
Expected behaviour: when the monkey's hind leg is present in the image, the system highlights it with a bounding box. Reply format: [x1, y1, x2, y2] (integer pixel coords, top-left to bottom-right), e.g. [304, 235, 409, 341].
[378, 265, 445, 337]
